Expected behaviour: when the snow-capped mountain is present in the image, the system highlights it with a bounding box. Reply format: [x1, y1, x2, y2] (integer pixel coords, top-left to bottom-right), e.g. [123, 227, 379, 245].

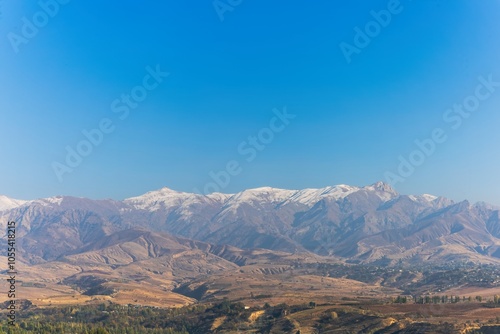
[2, 182, 500, 266]
[124, 182, 393, 210]
[124, 187, 231, 211]
[0, 195, 28, 211]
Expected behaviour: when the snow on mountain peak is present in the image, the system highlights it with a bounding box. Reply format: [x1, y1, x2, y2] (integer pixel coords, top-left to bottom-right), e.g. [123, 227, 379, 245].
[0, 195, 28, 211]
[32, 196, 64, 207]
[227, 184, 366, 208]
[361, 182, 398, 201]
[125, 182, 403, 212]
[285, 185, 359, 206]
[233, 187, 295, 202]
[364, 181, 397, 194]
[421, 194, 438, 201]
[125, 189, 190, 210]
[124, 187, 231, 211]
[407, 194, 454, 209]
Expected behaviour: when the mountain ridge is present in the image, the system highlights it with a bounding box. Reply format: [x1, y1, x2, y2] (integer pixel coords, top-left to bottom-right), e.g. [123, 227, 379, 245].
[2, 181, 500, 268]
[5, 181, 496, 209]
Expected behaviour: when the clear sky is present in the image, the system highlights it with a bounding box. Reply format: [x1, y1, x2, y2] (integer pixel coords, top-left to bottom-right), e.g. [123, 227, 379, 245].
[1, 0, 500, 204]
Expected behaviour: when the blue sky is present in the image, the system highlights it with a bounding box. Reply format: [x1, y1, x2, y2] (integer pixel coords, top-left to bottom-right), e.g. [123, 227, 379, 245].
[1, 0, 500, 204]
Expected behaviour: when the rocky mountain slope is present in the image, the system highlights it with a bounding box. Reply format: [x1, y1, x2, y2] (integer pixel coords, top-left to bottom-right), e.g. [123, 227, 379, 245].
[2, 182, 500, 267]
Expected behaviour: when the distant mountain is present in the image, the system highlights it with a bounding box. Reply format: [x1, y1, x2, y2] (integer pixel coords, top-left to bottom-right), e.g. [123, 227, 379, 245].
[0, 195, 27, 211]
[2, 182, 500, 267]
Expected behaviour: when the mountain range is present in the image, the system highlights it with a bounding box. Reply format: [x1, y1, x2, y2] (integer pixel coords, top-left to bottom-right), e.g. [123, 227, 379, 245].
[4, 181, 500, 308]
[2, 181, 500, 267]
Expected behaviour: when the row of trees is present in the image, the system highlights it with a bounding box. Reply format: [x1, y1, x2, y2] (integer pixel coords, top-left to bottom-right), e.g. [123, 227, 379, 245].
[0, 325, 187, 334]
[393, 295, 485, 304]
[0, 302, 203, 334]
[0, 300, 284, 334]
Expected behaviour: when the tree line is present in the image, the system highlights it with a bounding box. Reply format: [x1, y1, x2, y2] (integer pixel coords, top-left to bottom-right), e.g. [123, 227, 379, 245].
[393, 295, 487, 304]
